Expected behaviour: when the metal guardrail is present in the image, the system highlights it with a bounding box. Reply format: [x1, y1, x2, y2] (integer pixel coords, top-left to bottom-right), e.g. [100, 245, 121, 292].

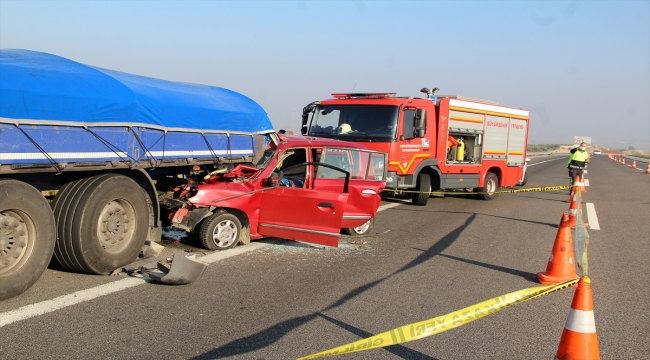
[527, 152, 555, 157]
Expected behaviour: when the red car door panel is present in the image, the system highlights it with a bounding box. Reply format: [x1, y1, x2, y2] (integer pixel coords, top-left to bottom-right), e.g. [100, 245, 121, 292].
[313, 178, 384, 228]
[313, 148, 387, 228]
[258, 186, 348, 247]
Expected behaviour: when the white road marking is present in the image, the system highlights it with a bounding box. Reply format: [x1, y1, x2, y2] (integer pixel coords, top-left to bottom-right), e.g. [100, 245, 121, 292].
[527, 157, 565, 166]
[197, 240, 278, 264]
[585, 203, 600, 230]
[378, 202, 402, 212]
[0, 277, 146, 327]
[0, 241, 276, 328]
[0, 202, 407, 328]
[584, 179, 590, 186]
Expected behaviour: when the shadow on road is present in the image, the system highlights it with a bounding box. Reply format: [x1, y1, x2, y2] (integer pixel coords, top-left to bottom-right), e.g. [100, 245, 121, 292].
[388, 209, 557, 228]
[436, 253, 538, 283]
[318, 313, 437, 360]
[191, 214, 476, 359]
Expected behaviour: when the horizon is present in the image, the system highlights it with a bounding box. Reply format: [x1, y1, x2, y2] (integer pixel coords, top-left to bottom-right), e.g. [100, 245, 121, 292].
[1, 0, 648, 151]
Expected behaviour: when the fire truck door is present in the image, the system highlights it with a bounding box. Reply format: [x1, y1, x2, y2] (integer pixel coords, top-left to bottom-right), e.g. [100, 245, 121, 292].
[258, 186, 348, 247]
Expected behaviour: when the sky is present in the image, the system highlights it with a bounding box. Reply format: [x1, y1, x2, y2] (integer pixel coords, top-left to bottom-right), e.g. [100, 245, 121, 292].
[1, 0, 648, 150]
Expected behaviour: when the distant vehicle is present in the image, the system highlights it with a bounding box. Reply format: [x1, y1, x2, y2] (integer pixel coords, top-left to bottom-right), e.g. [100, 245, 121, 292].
[593, 150, 602, 155]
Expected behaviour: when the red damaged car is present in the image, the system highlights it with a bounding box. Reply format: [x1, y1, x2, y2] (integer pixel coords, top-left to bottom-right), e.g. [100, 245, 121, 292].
[160, 134, 388, 250]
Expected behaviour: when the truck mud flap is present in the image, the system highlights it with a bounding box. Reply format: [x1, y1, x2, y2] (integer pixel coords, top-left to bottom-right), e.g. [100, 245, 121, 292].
[148, 254, 207, 285]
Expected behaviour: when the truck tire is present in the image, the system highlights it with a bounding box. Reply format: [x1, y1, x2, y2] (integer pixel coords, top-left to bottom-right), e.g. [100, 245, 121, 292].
[477, 172, 499, 200]
[517, 172, 528, 186]
[342, 217, 374, 236]
[51, 174, 149, 274]
[412, 173, 431, 206]
[0, 179, 56, 300]
[199, 211, 242, 250]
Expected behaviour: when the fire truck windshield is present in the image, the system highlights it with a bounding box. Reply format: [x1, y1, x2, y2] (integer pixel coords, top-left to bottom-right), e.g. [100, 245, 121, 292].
[308, 105, 399, 141]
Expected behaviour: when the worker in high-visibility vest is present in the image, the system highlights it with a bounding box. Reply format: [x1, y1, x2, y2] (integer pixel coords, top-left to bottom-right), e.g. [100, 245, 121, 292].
[567, 142, 590, 188]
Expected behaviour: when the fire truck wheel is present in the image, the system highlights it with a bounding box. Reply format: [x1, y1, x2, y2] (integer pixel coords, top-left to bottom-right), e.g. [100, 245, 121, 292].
[343, 218, 374, 236]
[478, 172, 499, 200]
[412, 173, 431, 206]
[200, 212, 241, 250]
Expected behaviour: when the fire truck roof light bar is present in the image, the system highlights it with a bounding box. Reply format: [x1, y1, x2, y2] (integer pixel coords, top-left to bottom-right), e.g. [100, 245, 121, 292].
[331, 93, 396, 99]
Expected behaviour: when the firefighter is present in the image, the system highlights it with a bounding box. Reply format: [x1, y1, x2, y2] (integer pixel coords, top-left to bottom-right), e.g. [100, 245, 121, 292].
[567, 142, 590, 188]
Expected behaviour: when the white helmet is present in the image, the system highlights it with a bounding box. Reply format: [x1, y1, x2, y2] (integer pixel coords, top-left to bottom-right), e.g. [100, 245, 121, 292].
[338, 123, 352, 134]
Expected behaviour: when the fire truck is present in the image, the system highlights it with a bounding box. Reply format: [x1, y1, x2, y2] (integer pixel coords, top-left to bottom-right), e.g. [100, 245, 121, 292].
[301, 88, 530, 206]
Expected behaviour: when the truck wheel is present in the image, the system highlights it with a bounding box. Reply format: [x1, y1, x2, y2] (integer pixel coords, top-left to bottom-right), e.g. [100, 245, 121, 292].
[412, 173, 430, 206]
[478, 172, 499, 200]
[52, 174, 149, 274]
[200, 211, 241, 250]
[0, 180, 56, 300]
[517, 172, 528, 186]
[343, 217, 374, 236]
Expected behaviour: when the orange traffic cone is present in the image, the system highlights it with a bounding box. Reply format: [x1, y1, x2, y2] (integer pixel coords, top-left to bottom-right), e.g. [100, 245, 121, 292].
[570, 176, 583, 198]
[631, 160, 637, 169]
[568, 189, 580, 228]
[646, 163, 650, 174]
[622, 158, 626, 165]
[555, 276, 600, 359]
[537, 212, 579, 285]
[580, 175, 587, 193]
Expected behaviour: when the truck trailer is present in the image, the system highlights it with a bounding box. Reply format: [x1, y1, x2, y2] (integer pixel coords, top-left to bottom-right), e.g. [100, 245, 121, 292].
[301, 89, 530, 205]
[0, 49, 277, 299]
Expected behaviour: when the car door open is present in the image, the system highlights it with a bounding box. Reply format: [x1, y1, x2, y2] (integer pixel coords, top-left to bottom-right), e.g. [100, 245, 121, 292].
[313, 147, 387, 229]
[258, 162, 351, 247]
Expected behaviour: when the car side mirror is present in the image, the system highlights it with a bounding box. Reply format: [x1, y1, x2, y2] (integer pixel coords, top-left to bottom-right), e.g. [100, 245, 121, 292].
[267, 172, 280, 187]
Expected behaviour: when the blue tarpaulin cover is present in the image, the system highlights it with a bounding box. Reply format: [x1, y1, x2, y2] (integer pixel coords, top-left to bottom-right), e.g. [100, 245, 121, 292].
[0, 49, 273, 134]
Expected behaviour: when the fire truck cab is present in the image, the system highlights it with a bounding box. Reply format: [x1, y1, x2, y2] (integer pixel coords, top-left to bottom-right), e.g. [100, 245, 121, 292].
[301, 89, 530, 206]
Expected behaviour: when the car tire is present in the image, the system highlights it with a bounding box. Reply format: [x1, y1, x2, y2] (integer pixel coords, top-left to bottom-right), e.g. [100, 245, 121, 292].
[0, 180, 56, 300]
[343, 218, 374, 236]
[52, 174, 149, 274]
[477, 172, 499, 200]
[412, 173, 430, 206]
[199, 211, 241, 250]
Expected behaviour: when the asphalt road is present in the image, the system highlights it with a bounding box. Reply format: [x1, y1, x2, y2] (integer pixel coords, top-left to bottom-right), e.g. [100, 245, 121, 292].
[1, 154, 648, 359]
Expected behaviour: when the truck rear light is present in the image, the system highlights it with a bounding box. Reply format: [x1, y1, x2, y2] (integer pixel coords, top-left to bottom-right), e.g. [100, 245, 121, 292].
[331, 93, 396, 99]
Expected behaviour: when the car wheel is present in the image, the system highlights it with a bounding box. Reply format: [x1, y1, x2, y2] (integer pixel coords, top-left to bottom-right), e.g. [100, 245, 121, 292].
[343, 218, 374, 236]
[199, 212, 241, 250]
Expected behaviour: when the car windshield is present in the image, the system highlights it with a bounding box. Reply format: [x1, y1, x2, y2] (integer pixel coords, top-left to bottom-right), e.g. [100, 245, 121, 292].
[308, 105, 399, 141]
[253, 148, 276, 170]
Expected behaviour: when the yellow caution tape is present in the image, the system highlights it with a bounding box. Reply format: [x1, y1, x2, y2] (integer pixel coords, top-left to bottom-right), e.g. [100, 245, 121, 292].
[382, 185, 571, 196]
[297, 278, 579, 359]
